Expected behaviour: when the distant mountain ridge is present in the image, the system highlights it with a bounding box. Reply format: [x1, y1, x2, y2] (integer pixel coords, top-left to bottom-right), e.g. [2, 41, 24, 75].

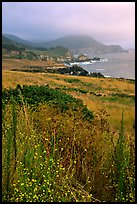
[33, 35, 127, 54]
[3, 33, 127, 55]
[2, 36, 14, 45]
[3, 34, 33, 47]
[33, 35, 99, 49]
[2, 35, 73, 59]
[2, 36, 25, 51]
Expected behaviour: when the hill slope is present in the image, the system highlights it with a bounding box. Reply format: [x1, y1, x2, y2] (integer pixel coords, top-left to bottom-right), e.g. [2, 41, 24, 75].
[33, 35, 127, 54]
[3, 34, 127, 55]
[2, 35, 73, 59]
[2, 36, 14, 45]
[3, 33, 33, 47]
[2, 36, 25, 51]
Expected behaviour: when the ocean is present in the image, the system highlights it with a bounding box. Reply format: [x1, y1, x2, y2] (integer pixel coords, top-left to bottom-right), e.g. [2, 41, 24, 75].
[81, 50, 135, 79]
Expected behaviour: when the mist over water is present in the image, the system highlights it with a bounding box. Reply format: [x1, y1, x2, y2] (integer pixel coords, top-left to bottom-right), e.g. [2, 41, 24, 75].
[82, 50, 135, 79]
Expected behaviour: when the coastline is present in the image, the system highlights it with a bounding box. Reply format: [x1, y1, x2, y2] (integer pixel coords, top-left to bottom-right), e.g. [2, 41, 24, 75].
[82, 51, 135, 80]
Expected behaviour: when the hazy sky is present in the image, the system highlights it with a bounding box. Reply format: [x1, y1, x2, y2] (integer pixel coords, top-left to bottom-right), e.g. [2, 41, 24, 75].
[2, 2, 135, 49]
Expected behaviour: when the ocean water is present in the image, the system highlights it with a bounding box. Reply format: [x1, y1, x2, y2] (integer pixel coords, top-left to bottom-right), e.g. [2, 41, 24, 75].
[81, 50, 135, 79]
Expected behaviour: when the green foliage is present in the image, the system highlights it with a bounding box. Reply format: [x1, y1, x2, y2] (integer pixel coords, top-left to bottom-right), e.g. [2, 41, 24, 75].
[2, 44, 25, 52]
[64, 78, 92, 87]
[11, 96, 17, 171]
[46, 46, 70, 57]
[97, 93, 134, 105]
[2, 86, 94, 202]
[5, 128, 12, 202]
[61, 86, 88, 94]
[110, 93, 135, 101]
[2, 85, 135, 202]
[2, 85, 94, 119]
[113, 111, 132, 202]
[64, 78, 81, 83]
[82, 106, 94, 122]
[104, 97, 119, 102]
[78, 89, 88, 94]
[2, 36, 25, 52]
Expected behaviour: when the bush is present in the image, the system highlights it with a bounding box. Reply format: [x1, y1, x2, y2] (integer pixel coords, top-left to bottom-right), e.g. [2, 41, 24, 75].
[2, 85, 94, 118]
[64, 78, 81, 83]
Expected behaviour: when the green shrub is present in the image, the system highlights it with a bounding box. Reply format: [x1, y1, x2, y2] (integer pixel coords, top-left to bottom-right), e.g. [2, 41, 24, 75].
[64, 78, 81, 83]
[2, 85, 93, 119]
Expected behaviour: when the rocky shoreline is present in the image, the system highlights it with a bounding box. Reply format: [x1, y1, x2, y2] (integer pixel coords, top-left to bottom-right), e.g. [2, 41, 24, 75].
[56, 65, 105, 78]
[12, 64, 105, 78]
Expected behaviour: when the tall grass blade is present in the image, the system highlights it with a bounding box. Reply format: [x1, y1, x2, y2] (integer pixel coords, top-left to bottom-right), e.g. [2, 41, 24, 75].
[5, 128, 12, 201]
[113, 111, 130, 201]
[11, 96, 17, 171]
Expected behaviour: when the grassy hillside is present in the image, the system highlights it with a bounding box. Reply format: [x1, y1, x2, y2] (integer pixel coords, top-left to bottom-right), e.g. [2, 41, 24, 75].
[2, 59, 66, 72]
[2, 63, 135, 202]
[2, 69, 135, 132]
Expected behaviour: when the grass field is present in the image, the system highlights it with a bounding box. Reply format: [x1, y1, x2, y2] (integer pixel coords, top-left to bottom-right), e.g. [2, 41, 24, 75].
[2, 69, 135, 132]
[2, 59, 135, 202]
[2, 58, 66, 71]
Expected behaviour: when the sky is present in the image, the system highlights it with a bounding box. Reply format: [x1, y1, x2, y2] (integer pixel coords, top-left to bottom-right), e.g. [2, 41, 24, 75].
[2, 2, 135, 49]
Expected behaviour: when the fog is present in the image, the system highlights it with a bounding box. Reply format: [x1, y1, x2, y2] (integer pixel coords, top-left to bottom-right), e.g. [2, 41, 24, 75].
[2, 2, 135, 49]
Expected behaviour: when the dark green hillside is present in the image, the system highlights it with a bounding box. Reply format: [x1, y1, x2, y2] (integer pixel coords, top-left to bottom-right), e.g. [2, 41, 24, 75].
[2, 36, 25, 52]
[32, 35, 101, 49]
[3, 33, 33, 47]
[34, 35, 100, 49]
[2, 36, 14, 45]
[33, 35, 126, 54]
[3, 34, 127, 55]
[46, 46, 72, 57]
[2, 35, 72, 60]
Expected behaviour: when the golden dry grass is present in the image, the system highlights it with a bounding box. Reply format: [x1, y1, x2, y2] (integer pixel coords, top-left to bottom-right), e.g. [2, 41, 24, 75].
[2, 60, 135, 202]
[2, 61, 135, 134]
[2, 58, 66, 70]
[2, 70, 67, 89]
